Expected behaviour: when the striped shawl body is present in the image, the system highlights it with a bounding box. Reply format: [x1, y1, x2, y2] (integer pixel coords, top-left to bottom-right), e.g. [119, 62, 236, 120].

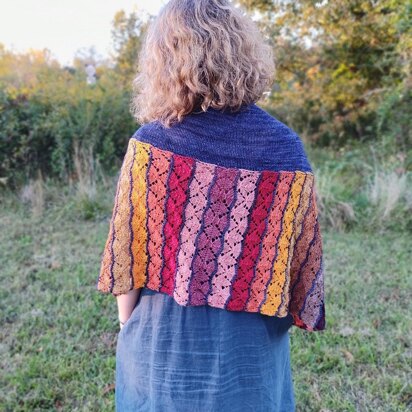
[97, 137, 325, 332]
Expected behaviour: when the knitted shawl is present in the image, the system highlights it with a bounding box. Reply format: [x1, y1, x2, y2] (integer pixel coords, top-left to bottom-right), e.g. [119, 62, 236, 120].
[96, 104, 325, 332]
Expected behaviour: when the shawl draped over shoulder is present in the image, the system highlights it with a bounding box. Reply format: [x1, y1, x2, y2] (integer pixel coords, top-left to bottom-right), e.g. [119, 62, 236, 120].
[96, 107, 326, 332]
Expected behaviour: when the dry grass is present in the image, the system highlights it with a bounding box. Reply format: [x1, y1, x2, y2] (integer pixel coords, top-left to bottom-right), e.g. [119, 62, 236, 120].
[314, 154, 411, 232]
[19, 172, 45, 218]
[367, 169, 410, 221]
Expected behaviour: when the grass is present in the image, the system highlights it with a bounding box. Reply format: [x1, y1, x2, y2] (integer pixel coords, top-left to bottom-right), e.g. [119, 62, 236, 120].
[0, 181, 411, 411]
[291, 231, 411, 411]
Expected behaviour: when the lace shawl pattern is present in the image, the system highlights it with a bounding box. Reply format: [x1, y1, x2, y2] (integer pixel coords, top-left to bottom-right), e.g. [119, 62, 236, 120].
[97, 138, 325, 331]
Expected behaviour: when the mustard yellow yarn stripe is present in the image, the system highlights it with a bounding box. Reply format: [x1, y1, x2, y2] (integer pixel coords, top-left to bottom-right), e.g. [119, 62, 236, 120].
[110, 139, 135, 295]
[260, 172, 307, 316]
[277, 174, 313, 316]
[130, 140, 151, 289]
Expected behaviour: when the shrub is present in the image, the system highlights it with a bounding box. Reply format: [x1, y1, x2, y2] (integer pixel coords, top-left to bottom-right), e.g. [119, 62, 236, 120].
[0, 49, 137, 184]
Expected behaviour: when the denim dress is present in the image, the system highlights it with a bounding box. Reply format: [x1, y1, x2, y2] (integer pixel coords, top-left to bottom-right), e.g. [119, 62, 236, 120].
[115, 288, 295, 411]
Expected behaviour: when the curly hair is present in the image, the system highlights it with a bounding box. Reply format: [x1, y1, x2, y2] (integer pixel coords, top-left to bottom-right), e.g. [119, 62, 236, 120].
[132, 0, 275, 127]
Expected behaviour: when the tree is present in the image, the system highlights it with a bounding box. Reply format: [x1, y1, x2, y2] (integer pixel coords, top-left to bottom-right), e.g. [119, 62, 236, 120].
[237, 0, 411, 147]
[111, 10, 150, 85]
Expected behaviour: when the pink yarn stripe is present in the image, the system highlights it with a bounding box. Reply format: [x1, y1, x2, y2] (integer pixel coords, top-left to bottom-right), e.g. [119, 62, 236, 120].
[208, 169, 260, 308]
[188, 166, 238, 306]
[145, 147, 172, 291]
[225, 171, 279, 311]
[173, 162, 216, 305]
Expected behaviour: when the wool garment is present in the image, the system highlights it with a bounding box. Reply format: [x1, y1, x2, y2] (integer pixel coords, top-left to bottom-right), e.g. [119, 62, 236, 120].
[97, 103, 325, 332]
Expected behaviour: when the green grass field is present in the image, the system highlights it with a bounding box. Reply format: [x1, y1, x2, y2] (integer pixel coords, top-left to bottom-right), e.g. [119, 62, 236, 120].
[1, 193, 411, 411]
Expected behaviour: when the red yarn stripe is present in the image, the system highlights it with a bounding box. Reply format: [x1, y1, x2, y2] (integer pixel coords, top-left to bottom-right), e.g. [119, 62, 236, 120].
[159, 154, 195, 295]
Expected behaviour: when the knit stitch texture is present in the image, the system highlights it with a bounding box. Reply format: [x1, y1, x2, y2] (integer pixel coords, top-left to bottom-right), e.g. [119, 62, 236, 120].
[97, 103, 325, 331]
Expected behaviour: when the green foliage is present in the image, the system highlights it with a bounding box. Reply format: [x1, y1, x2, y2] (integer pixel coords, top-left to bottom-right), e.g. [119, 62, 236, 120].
[376, 84, 412, 152]
[1, 4, 411, 183]
[111, 10, 149, 84]
[0, 9, 151, 184]
[239, 0, 412, 147]
[0, 47, 136, 184]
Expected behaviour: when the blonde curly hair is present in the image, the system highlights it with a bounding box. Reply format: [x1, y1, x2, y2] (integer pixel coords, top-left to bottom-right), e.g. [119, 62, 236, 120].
[132, 0, 275, 127]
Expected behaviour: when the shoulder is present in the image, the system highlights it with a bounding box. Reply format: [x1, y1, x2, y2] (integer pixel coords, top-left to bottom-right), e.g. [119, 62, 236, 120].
[131, 121, 164, 142]
[129, 105, 312, 173]
[249, 105, 313, 172]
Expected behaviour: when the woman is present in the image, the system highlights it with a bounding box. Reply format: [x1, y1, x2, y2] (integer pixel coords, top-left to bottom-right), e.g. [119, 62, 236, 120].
[97, 1, 325, 411]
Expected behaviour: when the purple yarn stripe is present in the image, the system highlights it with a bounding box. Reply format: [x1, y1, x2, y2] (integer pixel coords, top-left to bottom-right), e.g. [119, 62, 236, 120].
[188, 166, 238, 305]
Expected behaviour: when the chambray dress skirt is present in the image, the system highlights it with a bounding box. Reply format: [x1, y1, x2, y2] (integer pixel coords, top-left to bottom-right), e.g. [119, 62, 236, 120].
[115, 288, 295, 412]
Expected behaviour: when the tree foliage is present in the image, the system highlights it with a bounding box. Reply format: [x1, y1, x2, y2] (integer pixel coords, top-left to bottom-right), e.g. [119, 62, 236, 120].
[0, 46, 135, 183]
[111, 10, 150, 84]
[0, 10, 152, 183]
[238, 0, 411, 147]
